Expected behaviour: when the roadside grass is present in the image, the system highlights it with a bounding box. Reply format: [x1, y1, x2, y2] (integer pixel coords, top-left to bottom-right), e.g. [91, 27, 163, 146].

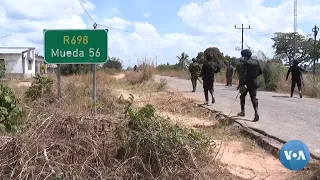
[0, 68, 241, 179]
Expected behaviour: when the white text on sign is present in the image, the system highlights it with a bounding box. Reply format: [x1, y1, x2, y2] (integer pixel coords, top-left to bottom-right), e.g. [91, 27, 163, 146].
[51, 48, 101, 58]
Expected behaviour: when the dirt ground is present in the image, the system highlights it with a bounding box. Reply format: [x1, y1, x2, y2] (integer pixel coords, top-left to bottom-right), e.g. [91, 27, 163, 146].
[112, 74, 292, 180]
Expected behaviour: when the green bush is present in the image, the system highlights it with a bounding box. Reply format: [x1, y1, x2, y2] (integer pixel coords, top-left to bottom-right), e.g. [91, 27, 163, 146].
[25, 74, 54, 103]
[157, 63, 181, 71]
[120, 104, 212, 179]
[262, 62, 286, 91]
[103, 59, 123, 70]
[59, 64, 91, 76]
[0, 83, 24, 132]
[0, 61, 6, 78]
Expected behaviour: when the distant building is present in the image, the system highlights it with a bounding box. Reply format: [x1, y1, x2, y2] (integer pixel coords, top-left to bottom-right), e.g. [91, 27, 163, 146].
[0, 47, 36, 78]
[35, 53, 57, 74]
[35, 53, 45, 74]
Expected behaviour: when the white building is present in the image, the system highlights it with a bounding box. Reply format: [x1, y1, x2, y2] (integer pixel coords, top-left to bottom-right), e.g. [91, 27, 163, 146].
[0, 47, 37, 78]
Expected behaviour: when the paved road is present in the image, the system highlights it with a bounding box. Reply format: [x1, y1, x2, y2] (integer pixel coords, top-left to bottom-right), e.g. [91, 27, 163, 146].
[154, 75, 320, 157]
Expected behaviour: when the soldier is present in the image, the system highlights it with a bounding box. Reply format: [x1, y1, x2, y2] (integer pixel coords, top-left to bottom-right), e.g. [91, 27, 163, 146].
[188, 58, 201, 92]
[199, 53, 221, 105]
[225, 62, 234, 86]
[237, 49, 262, 122]
[133, 65, 137, 71]
[286, 59, 306, 98]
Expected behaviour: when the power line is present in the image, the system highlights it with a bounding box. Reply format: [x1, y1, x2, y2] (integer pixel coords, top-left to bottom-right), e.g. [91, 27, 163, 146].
[75, 1, 240, 45]
[77, 0, 96, 24]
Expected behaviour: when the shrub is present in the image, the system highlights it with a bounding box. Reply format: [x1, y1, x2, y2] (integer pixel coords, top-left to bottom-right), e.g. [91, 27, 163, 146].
[25, 74, 54, 103]
[0, 61, 5, 78]
[125, 66, 153, 85]
[262, 62, 286, 91]
[59, 64, 91, 76]
[156, 78, 167, 91]
[0, 83, 24, 132]
[121, 104, 213, 179]
[103, 59, 123, 70]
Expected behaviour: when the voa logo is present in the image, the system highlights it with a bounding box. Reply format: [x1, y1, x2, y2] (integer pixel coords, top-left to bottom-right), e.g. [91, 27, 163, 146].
[283, 150, 306, 160]
[279, 140, 311, 171]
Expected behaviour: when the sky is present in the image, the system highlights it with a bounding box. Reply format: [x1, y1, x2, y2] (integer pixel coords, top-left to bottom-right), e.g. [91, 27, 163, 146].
[1, 0, 320, 67]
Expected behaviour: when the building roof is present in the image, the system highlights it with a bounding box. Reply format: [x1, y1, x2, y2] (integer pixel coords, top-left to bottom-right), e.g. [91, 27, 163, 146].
[0, 47, 35, 54]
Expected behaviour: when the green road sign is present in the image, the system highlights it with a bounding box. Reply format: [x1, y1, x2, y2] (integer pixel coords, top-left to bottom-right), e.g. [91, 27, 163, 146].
[44, 29, 108, 64]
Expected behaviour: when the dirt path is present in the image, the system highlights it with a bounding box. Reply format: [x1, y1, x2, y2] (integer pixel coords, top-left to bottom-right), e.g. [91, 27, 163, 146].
[111, 73, 292, 180]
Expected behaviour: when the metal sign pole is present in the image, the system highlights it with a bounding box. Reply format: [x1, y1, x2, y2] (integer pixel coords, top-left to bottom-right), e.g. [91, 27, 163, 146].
[93, 23, 97, 113]
[57, 64, 62, 103]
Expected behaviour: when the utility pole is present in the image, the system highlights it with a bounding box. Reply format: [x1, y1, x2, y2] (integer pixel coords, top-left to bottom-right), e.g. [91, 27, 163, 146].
[235, 24, 250, 50]
[155, 55, 158, 67]
[312, 25, 319, 78]
[293, 0, 297, 65]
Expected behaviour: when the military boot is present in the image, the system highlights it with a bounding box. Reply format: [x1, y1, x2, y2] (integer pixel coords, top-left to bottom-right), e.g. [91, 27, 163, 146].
[237, 105, 245, 116]
[299, 91, 302, 98]
[253, 106, 259, 122]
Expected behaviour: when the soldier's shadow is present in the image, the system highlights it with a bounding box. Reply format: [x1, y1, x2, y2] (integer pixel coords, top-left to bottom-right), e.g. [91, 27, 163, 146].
[221, 88, 237, 91]
[230, 115, 255, 122]
[183, 90, 196, 93]
[272, 95, 297, 98]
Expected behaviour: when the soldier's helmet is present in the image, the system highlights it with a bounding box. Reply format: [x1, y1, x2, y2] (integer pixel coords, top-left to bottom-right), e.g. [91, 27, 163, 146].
[293, 59, 299, 65]
[192, 58, 196, 62]
[241, 49, 252, 58]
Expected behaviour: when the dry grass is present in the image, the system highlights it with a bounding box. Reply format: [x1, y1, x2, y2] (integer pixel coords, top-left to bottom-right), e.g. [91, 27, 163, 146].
[0, 69, 242, 179]
[290, 161, 320, 180]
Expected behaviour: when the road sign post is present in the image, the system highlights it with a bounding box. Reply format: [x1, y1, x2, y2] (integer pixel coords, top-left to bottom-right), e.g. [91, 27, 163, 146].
[44, 29, 108, 105]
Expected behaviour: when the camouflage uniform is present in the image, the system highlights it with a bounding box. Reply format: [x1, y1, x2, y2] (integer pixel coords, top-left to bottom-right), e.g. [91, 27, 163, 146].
[225, 62, 234, 86]
[199, 54, 221, 105]
[237, 49, 262, 122]
[286, 59, 306, 98]
[188, 58, 201, 92]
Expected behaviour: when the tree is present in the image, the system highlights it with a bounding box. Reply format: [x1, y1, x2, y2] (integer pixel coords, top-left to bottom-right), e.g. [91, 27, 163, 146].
[59, 64, 91, 76]
[196, 51, 205, 64]
[203, 47, 228, 68]
[176, 52, 189, 70]
[103, 56, 123, 70]
[225, 55, 238, 66]
[271, 32, 313, 65]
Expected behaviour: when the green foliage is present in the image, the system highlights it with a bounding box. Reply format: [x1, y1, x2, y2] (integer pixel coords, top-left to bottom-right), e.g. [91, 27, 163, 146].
[103, 57, 123, 70]
[25, 74, 54, 103]
[122, 104, 212, 177]
[59, 64, 91, 76]
[0, 61, 6, 78]
[271, 32, 313, 65]
[203, 47, 229, 68]
[157, 63, 182, 71]
[0, 83, 24, 132]
[176, 52, 189, 70]
[262, 62, 286, 91]
[196, 51, 205, 64]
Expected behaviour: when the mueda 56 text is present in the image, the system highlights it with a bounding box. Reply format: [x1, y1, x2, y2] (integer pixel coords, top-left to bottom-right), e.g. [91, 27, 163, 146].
[51, 48, 100, 58]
